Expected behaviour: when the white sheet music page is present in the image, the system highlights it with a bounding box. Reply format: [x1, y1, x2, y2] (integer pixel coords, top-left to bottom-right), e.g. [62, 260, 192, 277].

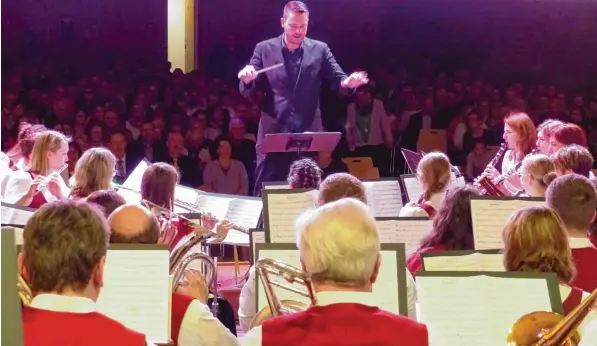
[193, 194, 234, 221]
[174, 185, 200, 207]
[402, 176, 423, 203]
[450, 172, 466, 187]
[266, 190, 317, 242]
[422, 253, 505, 272]
[256, 249, 308, 311]
[1, 205, 34, 226]
[376, 218, 432, 255]
[214, 229, 249, 246]
[251, 231, 266, 261]
[117, 188, 142, 205]
[372, 251, 400, 314]
[122, 160, 149, 191]
[417, 275, 552, 346]
[363, 180, 403, 217]
[263, 183, 290, 190]
[225, 198, 262, 230]
[472, 198, 544, 250]
[96, 248, 170, 343]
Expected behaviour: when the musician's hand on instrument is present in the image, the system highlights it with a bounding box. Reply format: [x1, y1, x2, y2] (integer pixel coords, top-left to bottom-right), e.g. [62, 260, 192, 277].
[47, 172, 65, 198]
[177, 269, 209, 305]
[341, 71, 369, 89]
[214, 220, 235, 242]
[483, 165, 499, 180]
[26, 176, 46, 197]
[201, 212, 218, 230]
[238, 65, 257, 84]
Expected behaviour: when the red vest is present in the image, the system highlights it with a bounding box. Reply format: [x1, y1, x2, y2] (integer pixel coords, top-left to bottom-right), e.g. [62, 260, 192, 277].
[406, 244, 450, 276]
[170, 218, 194, 250]
[562, 287, 584, 315]
[262, 303, 429, 346]
[27, 172, 48, 209]
[415, 202, 437, 217]
[171, 293, 195, 346]
[22, 306, 146, 346]
[571, 247, 597, 292]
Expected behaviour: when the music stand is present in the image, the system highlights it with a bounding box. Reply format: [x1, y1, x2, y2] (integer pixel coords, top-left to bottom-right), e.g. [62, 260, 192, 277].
[257, 132, 342, 156]
[401, 149, 423, 174]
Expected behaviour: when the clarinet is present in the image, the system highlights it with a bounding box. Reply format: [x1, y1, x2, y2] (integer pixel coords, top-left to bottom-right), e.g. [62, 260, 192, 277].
[493, 147, 539, 187]
[473, 143, 507, 195]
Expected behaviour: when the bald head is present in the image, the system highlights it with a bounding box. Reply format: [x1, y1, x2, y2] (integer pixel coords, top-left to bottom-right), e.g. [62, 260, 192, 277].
[108, 204, 160, 244]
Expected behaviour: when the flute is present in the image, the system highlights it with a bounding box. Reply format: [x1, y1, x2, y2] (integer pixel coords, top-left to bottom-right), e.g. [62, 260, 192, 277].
[36, 164, 68, 192]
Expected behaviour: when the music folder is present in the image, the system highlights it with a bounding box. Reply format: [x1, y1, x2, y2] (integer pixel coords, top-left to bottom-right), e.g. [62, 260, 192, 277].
[249, 229, 266, 265]
[420, 249, 504, 272]
[1, 228, 25, 346]
[254, 243, 408, 316]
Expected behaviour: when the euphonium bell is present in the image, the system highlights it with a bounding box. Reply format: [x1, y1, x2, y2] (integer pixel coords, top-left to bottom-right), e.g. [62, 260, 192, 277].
[248, 258, 317, 330]
[507, 288, 597, 345]
[169, 232, 218, 291]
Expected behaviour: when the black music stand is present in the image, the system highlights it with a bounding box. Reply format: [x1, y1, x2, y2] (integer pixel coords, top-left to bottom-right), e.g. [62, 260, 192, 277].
[257, 132, 342, 156]
[401, 149, 423, 174]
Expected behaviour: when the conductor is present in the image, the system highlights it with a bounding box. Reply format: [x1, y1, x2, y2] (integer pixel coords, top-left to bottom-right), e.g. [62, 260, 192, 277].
[238, 1, 368, 195]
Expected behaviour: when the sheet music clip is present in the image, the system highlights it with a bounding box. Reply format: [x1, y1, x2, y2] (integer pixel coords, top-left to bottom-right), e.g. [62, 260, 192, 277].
[257, 132, 342, 156]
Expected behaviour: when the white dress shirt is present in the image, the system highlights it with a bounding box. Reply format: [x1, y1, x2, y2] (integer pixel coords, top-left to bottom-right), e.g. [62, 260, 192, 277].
[580, 319, 597, 346]
[178, 300, 240, 346]
[3, 170, 61, 204]
[241, 291, 387, 346]
[238, 265, 419, 333]
[398, 190, 446, 217]
[29, 294, 157, 346]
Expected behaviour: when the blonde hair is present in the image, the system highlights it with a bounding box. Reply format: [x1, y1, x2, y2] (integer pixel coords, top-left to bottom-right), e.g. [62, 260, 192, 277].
[296, 198, 379, 286]
[505, 112, 537, 161]
[28, 130, 69, 176]
[70, 148, 116, 198]
[522, 154, 555, 190]
[417, 152, 451, 202]
[502, 206, 576, 284]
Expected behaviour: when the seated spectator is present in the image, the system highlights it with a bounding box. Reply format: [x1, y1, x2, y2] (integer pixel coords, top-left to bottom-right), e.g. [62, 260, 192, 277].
[203, 138, 248, 195]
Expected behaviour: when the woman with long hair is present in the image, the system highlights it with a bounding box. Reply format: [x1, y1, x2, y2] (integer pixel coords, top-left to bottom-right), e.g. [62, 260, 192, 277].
[4, 130, 70, 208]
[69, 148, 116, 199]
[548, 123, 588, 154]
[287, 158, 322, 189]
[399, 152, 451, 217]
[518, 154, 556, 197]
[406, 186, 479, 274]
[536, 119, 564, 155]
[503, 206, 597, 331]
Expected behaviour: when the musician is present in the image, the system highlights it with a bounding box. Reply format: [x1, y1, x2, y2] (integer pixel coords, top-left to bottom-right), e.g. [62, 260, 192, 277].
[407, 186, 479, 275]
[19, 200, 152, 346]
[239, 172, 420, 329]
[552, 145, 594, 178]
[108, 204, 240, 346]
[517, 154, 556, 198]
[6, 122, 47, 170]
[69, 147, 117, 199]
[85, 189, 126, 217]
[485, 112, 536, 191]
[549, 123, 589, 154]
[287, 157, 322, 189]
[535, 119, 564, 155]
[399, 152, 451, 217]
[502, 206, 597, 333]
[546, 174, 597, 292]
[238, 1, 368, 195]
[241, 199, 429, 346]
[4, 130, 70, 208]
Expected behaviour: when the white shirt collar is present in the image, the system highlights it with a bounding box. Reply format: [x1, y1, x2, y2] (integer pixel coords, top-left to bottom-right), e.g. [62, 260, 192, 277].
[315, 291, 378, 308]
[29, 293, 97, 313]
[568, 237, 594, 249]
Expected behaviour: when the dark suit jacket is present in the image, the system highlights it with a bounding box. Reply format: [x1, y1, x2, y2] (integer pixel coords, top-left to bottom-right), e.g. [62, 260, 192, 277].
[239, 35, 350, 143]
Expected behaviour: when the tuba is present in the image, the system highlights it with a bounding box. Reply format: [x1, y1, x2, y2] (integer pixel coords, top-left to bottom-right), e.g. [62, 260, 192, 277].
[169, 231, 218, 291]
[507, 288, 597, 345]
[248, 258, 317, 330]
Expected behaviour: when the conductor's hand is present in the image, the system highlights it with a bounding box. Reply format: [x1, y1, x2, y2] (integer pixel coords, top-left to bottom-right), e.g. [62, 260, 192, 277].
[177, 269, 209, 305]
[341, 71, 369, 89]
[238, 65, 258, 84]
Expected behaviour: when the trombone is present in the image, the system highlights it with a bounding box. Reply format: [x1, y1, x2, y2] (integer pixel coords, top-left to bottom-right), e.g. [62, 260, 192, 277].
[248, 258, 317, 330]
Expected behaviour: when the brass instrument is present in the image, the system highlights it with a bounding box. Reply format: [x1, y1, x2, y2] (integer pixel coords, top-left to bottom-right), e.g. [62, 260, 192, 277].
[507, 288, 597, 345]
[474, 143, 507, 195]
[248, 258, 317, 330]
[18, 273, 33, 305]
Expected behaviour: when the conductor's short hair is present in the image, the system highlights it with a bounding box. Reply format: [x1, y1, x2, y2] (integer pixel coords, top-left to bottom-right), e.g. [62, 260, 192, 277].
[283, 1, 309, 18]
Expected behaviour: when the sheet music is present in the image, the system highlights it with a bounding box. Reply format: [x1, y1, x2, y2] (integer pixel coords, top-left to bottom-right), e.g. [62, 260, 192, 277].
[122, 160, 149, 190]
[251, 231, 266, 262]
[422, 253, 505, 272]
[96, 248, 170, 343]
[256, 249, 401, 315]
[363, 180, 403, 217]
[116, 188, 142, 205]
[1, 205, 34, 226]
[194, 194, 234, 220]
[401, 176, 423, 202]
[213, 229, 250, 246]
[376, 218, 432, 255]
[471, 198, 544, 250]
[265, 190, 317, 242]
[225, 198, 262, 230]
[263, 183, 290, 190]
[417, 275, 553, 346]
[450, 172, 466, 187]
[174, 185, 200, 206]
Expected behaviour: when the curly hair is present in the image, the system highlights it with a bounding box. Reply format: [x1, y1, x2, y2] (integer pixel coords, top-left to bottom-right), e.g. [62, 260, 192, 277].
[7, 122, 47, 162]
[287, 158, 322, 189]
[418, 185, 479, 250]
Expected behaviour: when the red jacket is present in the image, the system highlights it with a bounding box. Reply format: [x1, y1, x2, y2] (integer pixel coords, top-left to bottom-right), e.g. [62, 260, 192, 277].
[571, 246, 597, 292]
[262, 303, 429, 346]
[22, 306, 146, 346]
[170, 292, 195, 346]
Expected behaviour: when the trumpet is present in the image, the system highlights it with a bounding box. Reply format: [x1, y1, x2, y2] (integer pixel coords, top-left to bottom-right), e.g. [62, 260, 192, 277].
[507, 288, 597, 345]
[36, 164, 68, 192]
[248, 258, 317, 330]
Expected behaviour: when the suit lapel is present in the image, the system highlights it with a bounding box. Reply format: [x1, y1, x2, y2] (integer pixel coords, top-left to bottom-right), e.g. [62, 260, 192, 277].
[293, 38, 312, 92]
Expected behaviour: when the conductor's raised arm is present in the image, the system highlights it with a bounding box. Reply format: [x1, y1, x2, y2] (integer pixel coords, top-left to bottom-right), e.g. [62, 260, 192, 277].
[320, 45, 368, 93]
[238, 43, 264, 98]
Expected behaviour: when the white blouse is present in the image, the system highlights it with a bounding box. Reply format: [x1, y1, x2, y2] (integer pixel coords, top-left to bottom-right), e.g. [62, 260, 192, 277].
[399, 190, 446, 217]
